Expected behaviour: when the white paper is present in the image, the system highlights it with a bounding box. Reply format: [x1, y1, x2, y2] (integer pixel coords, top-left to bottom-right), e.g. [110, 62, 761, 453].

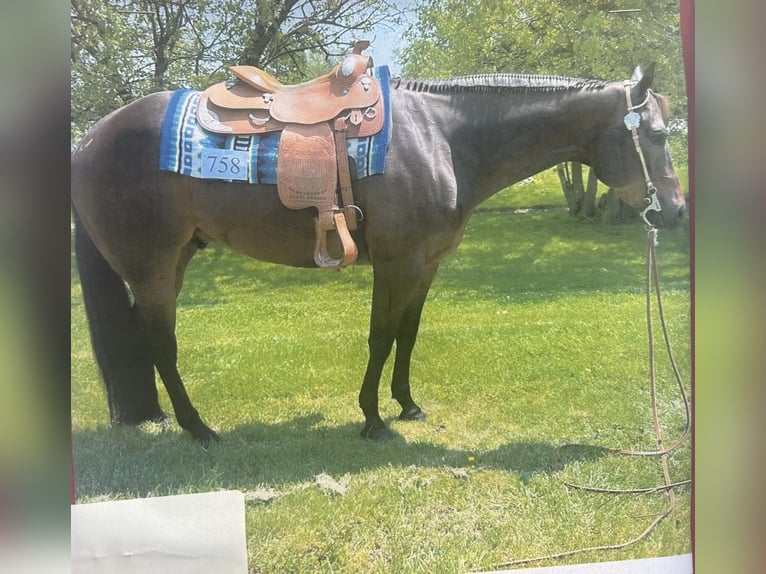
[71, 490, 247, 574]
[473, 553, 692, 574]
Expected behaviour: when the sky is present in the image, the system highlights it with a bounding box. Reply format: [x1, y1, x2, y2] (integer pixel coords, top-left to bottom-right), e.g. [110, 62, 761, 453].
[364, 0, 419, 75]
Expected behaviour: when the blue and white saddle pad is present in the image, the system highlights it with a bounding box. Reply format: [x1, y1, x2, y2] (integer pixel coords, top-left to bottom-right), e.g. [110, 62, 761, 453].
[159, 66, 392, 184]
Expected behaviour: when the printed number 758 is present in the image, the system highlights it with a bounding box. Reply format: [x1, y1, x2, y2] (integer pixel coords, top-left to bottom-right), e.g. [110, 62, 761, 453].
[206, 154, 242, 174]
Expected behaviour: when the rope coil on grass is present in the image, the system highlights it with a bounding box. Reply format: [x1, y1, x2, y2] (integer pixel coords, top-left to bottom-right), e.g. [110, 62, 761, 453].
[495, 227, 691, 568]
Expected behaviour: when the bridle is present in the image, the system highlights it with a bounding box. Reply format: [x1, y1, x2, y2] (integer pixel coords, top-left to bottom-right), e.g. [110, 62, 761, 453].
[623, 81, 662, 228]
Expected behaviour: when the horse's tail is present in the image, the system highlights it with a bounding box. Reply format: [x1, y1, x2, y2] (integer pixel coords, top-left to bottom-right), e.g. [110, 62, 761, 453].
[73, 208, 164, 425]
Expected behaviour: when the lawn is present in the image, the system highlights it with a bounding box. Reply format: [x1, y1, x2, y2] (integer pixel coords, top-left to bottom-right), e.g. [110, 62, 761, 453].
[71, 168, 691, 573]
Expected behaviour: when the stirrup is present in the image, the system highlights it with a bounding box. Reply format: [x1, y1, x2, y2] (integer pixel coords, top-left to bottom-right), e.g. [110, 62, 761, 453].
[314, 210, 358, 268]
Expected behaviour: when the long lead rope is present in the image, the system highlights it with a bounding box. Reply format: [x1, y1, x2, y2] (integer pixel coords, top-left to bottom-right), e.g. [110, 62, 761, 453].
[495, 227, 691, 568]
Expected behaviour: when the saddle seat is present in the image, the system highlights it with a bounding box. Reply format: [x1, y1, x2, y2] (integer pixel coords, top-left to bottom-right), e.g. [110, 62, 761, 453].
[199, 40, 381, 132]
[196, 41, 386, 270]
[230, 39, 372, 94]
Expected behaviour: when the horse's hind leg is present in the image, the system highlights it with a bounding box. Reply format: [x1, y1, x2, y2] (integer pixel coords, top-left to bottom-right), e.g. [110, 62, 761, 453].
[131, 275, 218, 443]
[391, 262, 439, 421]
[360, 257, 435, 440]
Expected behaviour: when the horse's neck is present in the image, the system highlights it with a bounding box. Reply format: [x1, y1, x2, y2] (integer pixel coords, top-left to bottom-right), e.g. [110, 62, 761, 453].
[428, 86, 616, 210]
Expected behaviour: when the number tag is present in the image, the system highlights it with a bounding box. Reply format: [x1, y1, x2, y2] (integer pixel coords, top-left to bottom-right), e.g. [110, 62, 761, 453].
[200, 149, 249, 181]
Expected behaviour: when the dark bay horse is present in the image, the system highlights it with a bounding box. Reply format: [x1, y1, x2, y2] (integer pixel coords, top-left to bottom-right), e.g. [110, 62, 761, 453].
[72, 64, 685, 442]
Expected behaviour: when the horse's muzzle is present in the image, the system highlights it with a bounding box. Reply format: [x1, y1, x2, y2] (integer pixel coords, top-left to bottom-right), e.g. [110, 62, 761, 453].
[654, 198, 686, 229]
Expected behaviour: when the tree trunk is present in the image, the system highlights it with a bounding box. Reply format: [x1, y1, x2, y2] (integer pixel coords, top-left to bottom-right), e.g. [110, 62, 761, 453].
[581, 165, 598, 219]
[557, 161, 590, 219]
[153, 55, 168, 93]
[557, 162, 580, 215]
[557, 161, 639, 223]
[596, 189, 640, 224]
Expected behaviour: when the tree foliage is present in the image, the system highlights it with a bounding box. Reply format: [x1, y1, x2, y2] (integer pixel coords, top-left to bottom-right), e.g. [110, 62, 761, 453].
[400, 0, 685, 106]
[71, 0, 402, 142]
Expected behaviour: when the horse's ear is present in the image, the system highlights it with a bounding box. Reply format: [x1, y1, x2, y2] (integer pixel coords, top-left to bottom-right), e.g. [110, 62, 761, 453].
[636, 62, 655, 93]
[631, 62, 655, 101]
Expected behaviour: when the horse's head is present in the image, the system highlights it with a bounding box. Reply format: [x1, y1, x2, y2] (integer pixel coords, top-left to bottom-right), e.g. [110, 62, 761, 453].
[590, 64, 686, 229]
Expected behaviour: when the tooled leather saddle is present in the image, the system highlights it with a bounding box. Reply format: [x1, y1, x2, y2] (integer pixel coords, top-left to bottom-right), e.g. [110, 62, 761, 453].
[197, 41, 384, 268]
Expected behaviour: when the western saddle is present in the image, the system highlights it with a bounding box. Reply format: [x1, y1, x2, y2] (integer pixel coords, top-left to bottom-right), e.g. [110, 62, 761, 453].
[197, 41, 385, 268]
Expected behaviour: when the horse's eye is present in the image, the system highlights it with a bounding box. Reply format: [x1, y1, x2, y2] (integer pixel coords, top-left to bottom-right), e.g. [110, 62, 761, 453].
[648, 130, 668, 146]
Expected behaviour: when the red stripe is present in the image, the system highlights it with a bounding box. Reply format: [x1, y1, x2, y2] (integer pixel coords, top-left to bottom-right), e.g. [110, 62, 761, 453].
[679, 1, 694, 572]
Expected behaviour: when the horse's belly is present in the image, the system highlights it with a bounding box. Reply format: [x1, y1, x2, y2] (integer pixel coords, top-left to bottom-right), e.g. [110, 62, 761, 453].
[192, 186, 361, 268]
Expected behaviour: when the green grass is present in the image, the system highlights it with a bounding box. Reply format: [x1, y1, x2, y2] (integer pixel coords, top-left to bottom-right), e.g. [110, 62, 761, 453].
[71, 177, 691, 573]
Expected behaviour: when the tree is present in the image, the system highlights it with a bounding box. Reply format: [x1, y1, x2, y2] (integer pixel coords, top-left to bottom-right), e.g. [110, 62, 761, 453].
[72, 0, 245, 141]
[399, 0, 686, 222]
[71, 0, 403, 142]
[236, 0, 402, 81]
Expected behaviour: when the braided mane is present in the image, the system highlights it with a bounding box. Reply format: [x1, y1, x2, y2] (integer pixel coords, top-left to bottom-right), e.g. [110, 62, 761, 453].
[398, 74, 609, 94]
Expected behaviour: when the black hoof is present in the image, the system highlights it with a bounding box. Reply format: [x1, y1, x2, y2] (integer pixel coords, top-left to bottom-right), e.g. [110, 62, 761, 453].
[191, 425, 220, 444]
[115, 407, 167, 427]
[151, 412, 169, 425]
[398, 405, 426, 421]
[146, 407, 168, 424]
[360, 422, 396, 441]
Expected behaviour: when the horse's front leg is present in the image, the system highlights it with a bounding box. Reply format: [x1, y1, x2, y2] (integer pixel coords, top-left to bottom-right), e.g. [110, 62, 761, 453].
[359, 256, 429, 440]
[391, 262, 440, 421]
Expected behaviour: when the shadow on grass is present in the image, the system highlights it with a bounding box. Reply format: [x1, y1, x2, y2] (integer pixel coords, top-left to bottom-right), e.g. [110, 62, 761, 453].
[72, 413, 607, 500]
[174, 243, 374, 310]
[436, 211, 690, 301]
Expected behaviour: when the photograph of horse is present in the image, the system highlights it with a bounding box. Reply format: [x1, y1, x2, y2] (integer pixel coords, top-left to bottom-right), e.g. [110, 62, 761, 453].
[71, 60, 685, 444]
